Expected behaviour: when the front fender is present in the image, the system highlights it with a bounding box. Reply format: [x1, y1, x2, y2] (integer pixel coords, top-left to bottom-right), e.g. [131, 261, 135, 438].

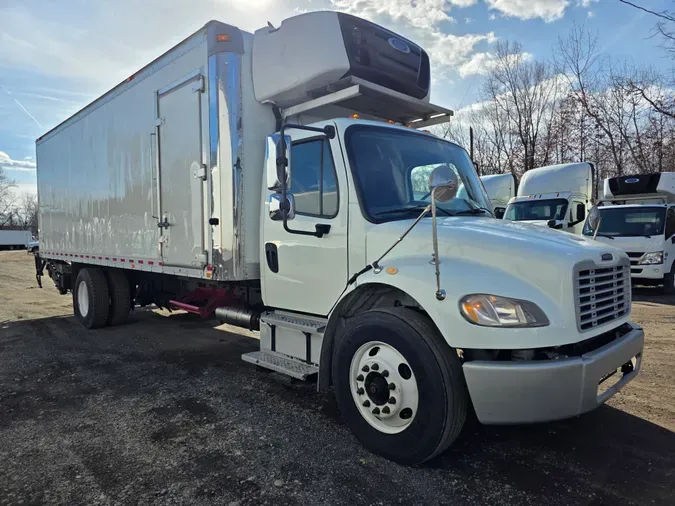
[330, 255, 575, 351]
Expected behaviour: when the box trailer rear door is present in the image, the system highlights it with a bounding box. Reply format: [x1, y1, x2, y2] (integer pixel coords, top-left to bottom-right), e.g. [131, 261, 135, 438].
[157, 72, 206, 268]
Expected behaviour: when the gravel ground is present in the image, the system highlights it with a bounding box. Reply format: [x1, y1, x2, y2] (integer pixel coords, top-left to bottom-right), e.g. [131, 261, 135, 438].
[0, 250, 673, 505]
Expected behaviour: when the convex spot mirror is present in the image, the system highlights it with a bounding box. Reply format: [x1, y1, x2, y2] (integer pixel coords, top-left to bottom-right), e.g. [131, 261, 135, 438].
[588, 205, 601, 230]
[576, 203, 586, 222]
[429, 165, 459, 203]
[269, 193, 296, 221]
[266, 134, 292, 192]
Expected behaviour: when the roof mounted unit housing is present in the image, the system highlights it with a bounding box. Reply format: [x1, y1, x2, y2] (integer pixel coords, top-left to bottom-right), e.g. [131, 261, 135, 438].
[601, 173, 675, 205]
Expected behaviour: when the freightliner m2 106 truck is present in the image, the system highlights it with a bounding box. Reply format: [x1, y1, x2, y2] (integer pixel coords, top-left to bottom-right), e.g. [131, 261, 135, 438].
[34, 12, 644, 464]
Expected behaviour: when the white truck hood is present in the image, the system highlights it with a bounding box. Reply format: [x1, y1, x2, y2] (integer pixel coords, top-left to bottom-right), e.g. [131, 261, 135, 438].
[590, 235, 664, 254]
[364, 217, 630, 348]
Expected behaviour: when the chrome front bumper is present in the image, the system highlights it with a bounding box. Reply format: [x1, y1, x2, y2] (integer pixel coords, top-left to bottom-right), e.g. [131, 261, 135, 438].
[463, 324, 644, 424]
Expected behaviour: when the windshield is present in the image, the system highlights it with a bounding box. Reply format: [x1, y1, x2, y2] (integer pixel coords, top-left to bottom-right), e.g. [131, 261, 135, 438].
[504, 199, 568, 221]
[583, 207, 666, 237]
[345, 126, 492, 221]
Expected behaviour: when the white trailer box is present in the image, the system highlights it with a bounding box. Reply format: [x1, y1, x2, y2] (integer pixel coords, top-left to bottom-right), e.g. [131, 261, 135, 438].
[0, 230, 32, 250]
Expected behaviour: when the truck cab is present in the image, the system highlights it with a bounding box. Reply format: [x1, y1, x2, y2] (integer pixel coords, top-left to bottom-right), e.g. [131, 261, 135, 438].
[584, 173, 675, 293]
[503, 162, 595, 234]
[478, 173, 516, 219]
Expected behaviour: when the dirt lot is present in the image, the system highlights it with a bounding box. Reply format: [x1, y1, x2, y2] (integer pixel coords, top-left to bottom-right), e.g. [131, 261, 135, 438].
[0, 250, 673, 505]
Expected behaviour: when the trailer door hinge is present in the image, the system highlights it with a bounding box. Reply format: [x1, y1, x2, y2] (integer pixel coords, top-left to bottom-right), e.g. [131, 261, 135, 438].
[194, 164, 207, 181]
[192, 76, 204, 94]
[155, 117, 165, 127]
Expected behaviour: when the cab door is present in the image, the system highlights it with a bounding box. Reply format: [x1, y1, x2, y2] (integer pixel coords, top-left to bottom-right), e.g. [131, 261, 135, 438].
[262, 123, 349, 316]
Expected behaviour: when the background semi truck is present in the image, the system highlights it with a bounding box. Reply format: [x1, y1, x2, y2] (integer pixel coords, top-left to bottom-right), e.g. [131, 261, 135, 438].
[0, 230, 32, 251]
[503, 162, 595, 234]
[35, 12, 644, 464]
[478, 173, 516, 218]
[584, 172, 675, 293]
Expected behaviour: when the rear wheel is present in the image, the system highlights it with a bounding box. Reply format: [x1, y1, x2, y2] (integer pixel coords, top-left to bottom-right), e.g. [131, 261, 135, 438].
[332, 307, 467, 465]
[106, 269, 131, 326]
[73, 267, 110, 329]
[663, 263, 675, 295]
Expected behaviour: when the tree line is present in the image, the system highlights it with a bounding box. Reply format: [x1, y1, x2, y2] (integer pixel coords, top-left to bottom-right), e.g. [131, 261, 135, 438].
[442, 5, 675, 184]
[0, 167, 37, 233]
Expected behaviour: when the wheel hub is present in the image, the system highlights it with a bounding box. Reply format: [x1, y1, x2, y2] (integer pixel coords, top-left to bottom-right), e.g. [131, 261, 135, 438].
[349, 341, 419, 434]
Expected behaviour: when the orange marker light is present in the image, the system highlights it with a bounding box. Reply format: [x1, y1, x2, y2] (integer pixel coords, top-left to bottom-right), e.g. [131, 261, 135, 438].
[216, 34, 231, 42]
[350, 113, 360, 119]
[386, 267, 398, 275]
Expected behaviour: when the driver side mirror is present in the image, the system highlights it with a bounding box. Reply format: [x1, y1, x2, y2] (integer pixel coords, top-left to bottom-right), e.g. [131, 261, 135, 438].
[429, 165, 459, 203]
[576, 203, 586, 223]
[547, 219, 563, 229]
[266, 134, 292, 192]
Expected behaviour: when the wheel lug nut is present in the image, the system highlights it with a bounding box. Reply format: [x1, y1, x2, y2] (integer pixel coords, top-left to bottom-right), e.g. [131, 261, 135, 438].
[362, 365, 369, 372]
[382, 370, 389, 377]
[382, 406, 390, 414]
[388, 383, 395, 390]
[363, 400, 371, 407]
[388, 397, 396, 404]
[371, 363, 379, 371]
[357, 387, 364, 395]
[372, 407, 380, 415]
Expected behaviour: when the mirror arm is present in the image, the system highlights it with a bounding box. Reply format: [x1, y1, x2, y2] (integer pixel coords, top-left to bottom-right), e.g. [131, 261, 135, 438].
[277, 123, 336, 238]
[430, 187, 446, 301]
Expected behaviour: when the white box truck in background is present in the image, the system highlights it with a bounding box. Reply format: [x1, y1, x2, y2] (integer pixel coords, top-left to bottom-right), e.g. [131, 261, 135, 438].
[34, 12, 645, 464]
[0, 230, 32, 250]
[503, 162, 595, 234]
[478, 173, 516, 218]
[583, 172, 675, 293]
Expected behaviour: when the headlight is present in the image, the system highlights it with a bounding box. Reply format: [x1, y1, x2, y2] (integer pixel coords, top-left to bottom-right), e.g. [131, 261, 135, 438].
[638, 251, 663, 265]
[459, 294, 549, 328]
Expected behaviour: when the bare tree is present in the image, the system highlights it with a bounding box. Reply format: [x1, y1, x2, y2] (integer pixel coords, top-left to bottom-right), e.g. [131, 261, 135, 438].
[0, 166, 17, 228]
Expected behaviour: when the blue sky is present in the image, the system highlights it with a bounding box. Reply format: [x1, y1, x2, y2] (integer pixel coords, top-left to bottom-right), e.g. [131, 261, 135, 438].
[0, 0, 671, 196]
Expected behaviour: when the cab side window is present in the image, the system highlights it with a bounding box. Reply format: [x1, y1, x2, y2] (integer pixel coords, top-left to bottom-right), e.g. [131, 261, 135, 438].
[290, 139, 338, 218]
[666, 207, 675, 238]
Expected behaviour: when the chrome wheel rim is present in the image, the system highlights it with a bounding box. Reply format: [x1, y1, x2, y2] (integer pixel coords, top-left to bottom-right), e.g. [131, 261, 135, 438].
[77, 281, 89, 317]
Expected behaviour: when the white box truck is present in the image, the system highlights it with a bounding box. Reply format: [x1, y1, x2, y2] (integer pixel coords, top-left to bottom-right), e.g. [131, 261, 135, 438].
[503, 162, 595, 234]
[478, 173, 516, 218]
[34, 12, 644, 464]
[583, 173, 675, 293]
[0, 230, 32, 250]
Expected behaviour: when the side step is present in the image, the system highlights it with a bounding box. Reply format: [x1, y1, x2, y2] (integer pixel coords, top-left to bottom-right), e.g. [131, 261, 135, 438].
[242, 350, 319, 380]
[260, 311, 327, 334]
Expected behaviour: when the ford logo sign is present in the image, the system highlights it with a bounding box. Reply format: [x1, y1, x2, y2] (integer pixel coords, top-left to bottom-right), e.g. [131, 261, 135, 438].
[625, 177, 640, 184]
[388, 37, 410, 54]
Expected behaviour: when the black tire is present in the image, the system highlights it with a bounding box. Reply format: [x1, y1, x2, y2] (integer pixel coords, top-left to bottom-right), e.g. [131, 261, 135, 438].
[73, 267, 110, 329]
[105, 269, 131, 326]
[663, 263, 675, 295]
[332, 307, 467, 465]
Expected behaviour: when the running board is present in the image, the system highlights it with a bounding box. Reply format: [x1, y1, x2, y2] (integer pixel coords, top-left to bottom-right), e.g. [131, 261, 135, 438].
[260, 311, 327, 334]
[242, 350, 319, 380]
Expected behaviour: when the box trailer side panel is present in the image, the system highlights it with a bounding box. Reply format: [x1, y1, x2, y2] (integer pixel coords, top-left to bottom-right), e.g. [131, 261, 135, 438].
[36, 31, 211, 275]
[0, 230, 32, 248]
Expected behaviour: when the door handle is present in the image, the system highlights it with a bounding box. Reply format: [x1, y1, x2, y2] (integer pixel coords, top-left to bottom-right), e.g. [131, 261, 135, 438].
[265, 243, 279, 273]
[157, 217, 171, 229]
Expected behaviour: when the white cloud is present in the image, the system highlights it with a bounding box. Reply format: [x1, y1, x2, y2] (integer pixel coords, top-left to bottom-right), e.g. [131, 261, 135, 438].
[331, 0, 460, 27]
[459, 50, 534, 78]
[465, 17, 472, 24]
[0, 151, 36, 172]
[489, 13, 497, 20]
[587, 10, 595, 18]
[9, 183, 37, 198]
[485, 0, 569, 22]
[578, 0, 597, 7]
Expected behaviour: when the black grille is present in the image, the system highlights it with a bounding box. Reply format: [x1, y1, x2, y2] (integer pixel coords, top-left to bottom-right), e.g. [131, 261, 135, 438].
[575, 261, 631, 331]
[626, 252, 644, 266]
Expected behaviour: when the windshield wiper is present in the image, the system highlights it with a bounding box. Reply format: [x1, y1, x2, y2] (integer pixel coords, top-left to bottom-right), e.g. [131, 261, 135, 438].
[452, 207, 493, 216]
[375, 205, 452, 217]
[595, 234, 615, 239]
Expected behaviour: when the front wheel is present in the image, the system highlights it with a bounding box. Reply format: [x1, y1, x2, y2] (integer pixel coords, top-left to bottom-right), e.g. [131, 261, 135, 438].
[332, 307, 467, 465]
